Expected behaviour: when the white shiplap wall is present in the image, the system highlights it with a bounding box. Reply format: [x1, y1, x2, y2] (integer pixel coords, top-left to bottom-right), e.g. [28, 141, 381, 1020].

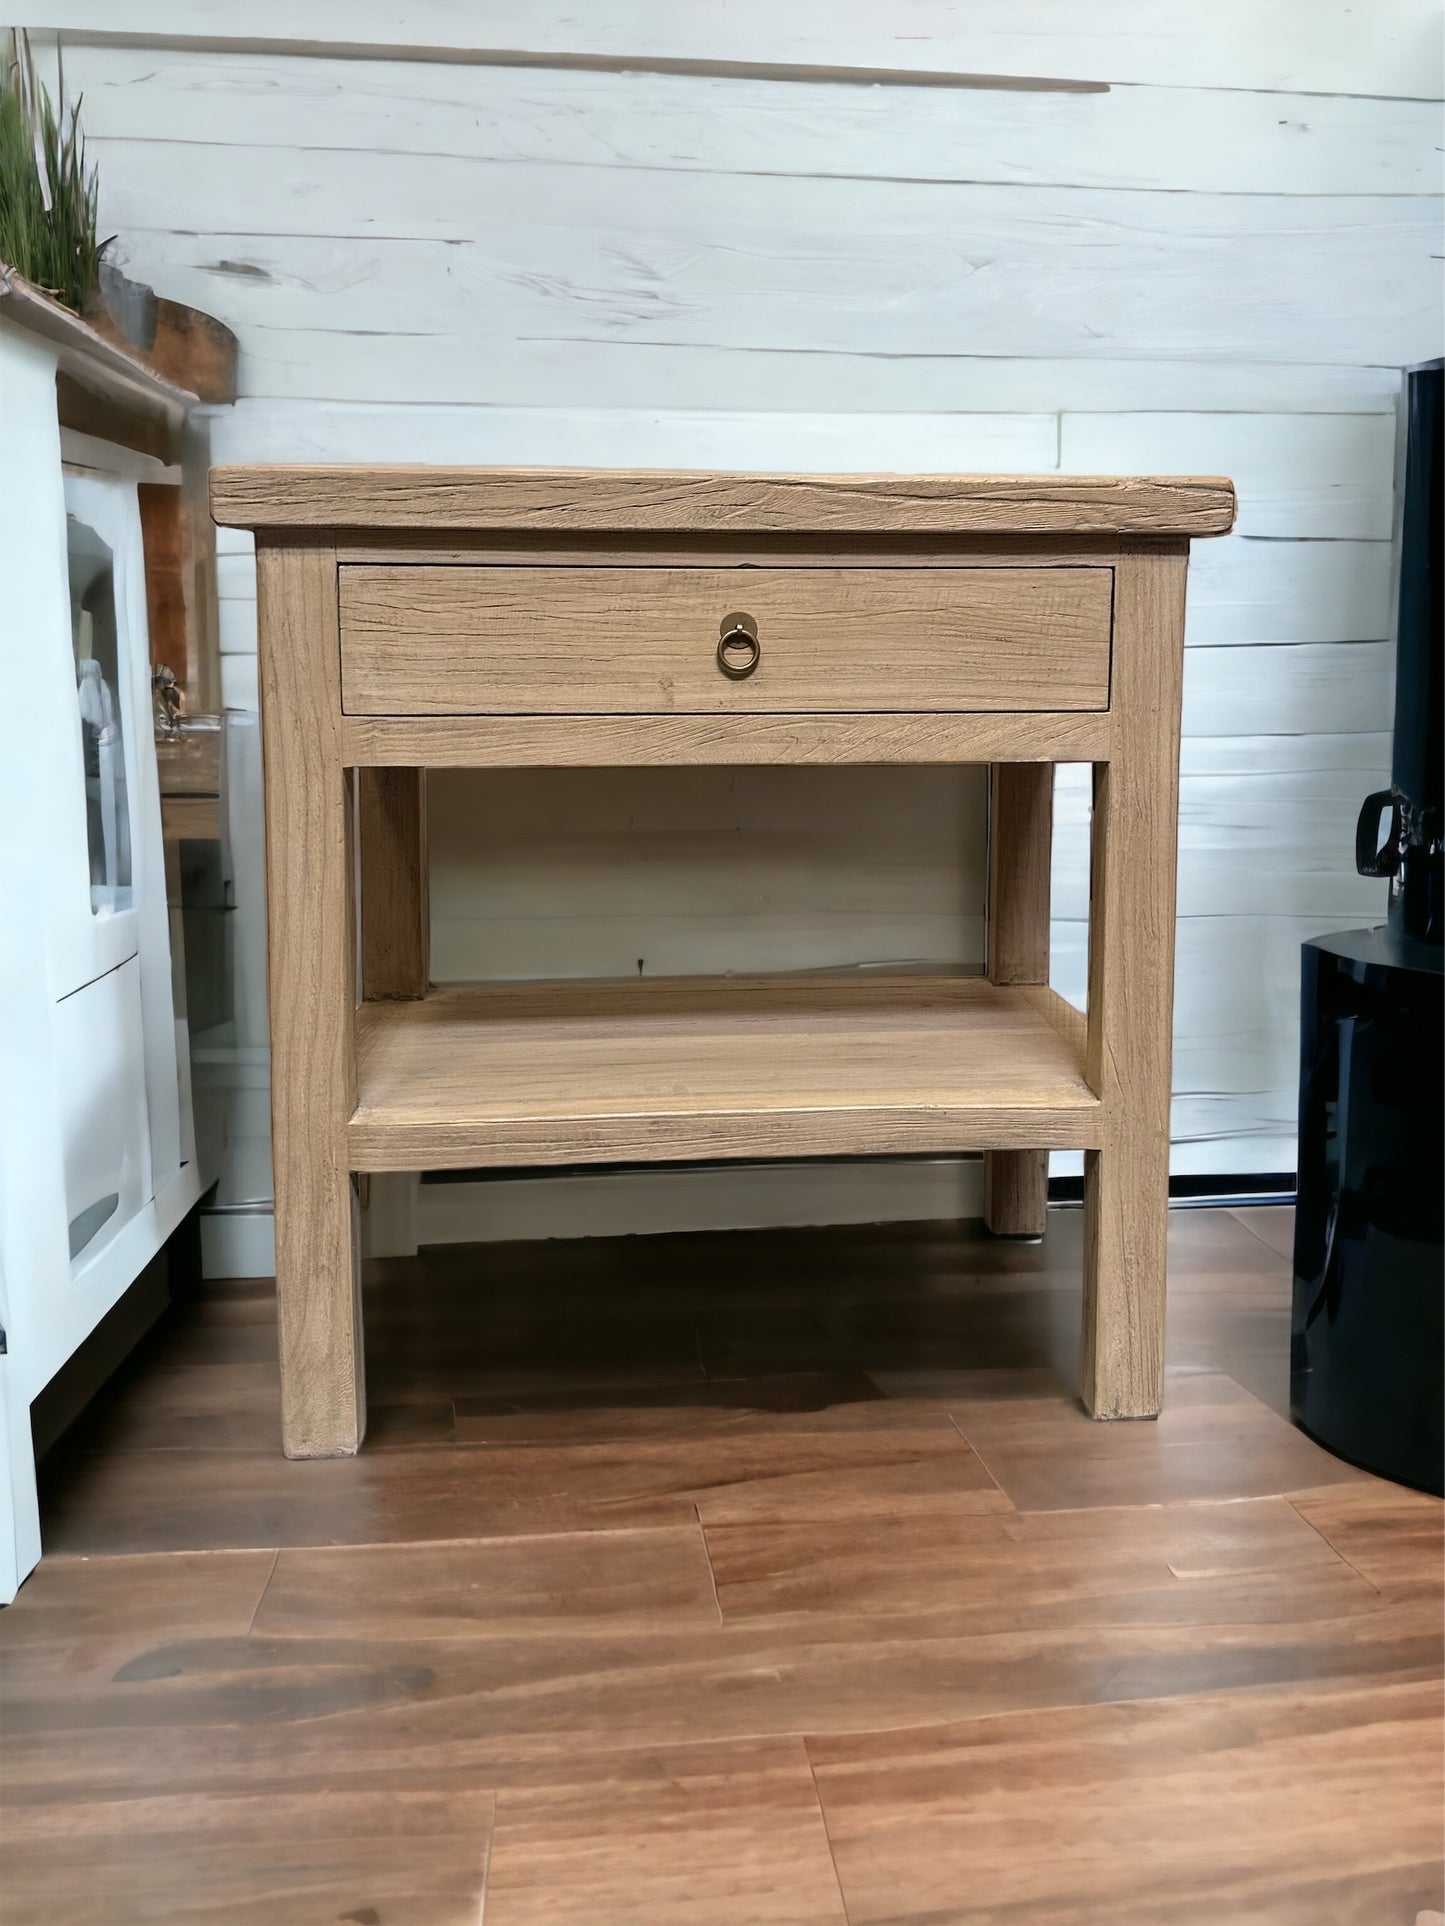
[30, 4, 1442, 1235]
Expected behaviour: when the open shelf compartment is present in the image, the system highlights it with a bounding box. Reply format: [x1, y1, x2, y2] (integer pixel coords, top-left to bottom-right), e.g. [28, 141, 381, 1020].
[349, 973, 1100, 1171]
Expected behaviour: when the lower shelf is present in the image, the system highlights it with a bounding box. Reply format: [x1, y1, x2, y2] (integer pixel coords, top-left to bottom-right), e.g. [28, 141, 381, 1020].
[349, 973, 1101, 1172]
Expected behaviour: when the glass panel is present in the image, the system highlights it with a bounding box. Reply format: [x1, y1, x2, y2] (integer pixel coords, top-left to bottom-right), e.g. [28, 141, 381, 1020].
[67, 1191, 119, 1261]
[67, 516, 133, 915]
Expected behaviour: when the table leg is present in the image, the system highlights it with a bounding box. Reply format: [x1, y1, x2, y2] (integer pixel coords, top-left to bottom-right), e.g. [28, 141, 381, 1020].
[984, 761, 1053, 1237]
[1082, 546, 1187, 1418]
[359, 768, 429, 999]
[256, 543, 365, 1457]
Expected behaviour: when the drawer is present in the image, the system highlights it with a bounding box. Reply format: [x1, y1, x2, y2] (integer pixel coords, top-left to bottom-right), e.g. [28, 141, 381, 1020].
[338, 565, 1113, 716]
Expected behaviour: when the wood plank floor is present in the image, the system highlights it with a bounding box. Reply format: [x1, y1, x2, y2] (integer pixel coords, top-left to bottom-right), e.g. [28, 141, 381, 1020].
[3, 1206, 1441, 1924]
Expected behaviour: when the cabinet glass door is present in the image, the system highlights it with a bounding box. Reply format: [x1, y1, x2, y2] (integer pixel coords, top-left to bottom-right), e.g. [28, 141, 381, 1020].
[66, 514, 133, 915]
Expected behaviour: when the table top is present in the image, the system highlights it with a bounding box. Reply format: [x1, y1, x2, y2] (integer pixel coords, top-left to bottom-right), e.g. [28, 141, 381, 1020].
[210, 466, 1236, 537]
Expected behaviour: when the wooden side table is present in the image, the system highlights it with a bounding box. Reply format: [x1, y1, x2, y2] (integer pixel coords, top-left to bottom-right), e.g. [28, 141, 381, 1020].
[210, 468, 1235, 1458]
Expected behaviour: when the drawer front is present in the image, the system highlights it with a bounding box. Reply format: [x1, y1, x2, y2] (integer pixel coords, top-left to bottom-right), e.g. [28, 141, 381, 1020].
[339, 565, 1113, 716]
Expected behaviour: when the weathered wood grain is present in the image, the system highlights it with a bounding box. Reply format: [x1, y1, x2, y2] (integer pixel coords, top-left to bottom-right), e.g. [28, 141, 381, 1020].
[338, 562, 1114, 715]
[233, 467, 1199, 1409]
[1062, 410, 1396, 540]
[348, 975, 1102, 1171]
[335, 538, 1130, 568]
[1082, 545, 1188, 1417]
[358, 766, 429, 998]
[985, 762, 1056, 1236]
[344, 709, 1111, 768]
[212, 467, 1235, 535]
[254, 541, 365, 1457]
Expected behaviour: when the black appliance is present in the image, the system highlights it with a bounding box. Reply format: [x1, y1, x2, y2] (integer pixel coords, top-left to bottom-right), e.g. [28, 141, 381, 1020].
[1292, 360, 1444, 1495]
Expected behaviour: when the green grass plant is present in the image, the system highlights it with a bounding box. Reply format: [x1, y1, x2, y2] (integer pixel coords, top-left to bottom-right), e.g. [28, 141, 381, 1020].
[0, 30, 106, 314]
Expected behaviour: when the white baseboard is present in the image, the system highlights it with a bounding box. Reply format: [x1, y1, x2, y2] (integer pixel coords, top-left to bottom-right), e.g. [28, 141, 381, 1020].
[412, 1157, 983, 1251]
[201, 1160, 986, 1276]
[200, 1208, 276, 1280]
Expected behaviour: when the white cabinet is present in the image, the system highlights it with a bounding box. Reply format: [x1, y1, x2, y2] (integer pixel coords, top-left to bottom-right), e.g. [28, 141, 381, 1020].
[0, 295, 205, 1601]
[54, 958, 154, 1269]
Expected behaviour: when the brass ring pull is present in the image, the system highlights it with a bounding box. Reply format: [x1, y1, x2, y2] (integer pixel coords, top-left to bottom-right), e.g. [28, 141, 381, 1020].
[717, 611, 760, 680]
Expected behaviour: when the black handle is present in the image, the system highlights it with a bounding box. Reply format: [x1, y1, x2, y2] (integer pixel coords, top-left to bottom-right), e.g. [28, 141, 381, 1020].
[1356, 788, 1401, 878]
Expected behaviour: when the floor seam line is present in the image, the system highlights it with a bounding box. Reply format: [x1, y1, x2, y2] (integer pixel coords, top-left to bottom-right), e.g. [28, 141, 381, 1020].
[475, 1789, 495, 1926]
[945, 1410, 1018, 1511]
[1283, 1494, 1387, 1596]
[244, 1547, 281, 1635]
[695, 1502, 725, 1625]
[804, 1738, 852, 1923]
[1226, 1206, 1295, 1263]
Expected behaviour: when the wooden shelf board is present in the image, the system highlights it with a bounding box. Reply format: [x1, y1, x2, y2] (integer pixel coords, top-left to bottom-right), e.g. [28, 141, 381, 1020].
[0, 266, 195, 414]
[349, 974, 1100, 1171]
